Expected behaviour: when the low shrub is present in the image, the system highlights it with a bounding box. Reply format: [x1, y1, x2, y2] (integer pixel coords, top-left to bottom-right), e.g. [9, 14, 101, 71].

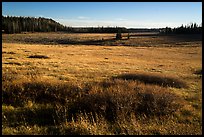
[28, 55, 50, 59]
[112, 73, 188, 88]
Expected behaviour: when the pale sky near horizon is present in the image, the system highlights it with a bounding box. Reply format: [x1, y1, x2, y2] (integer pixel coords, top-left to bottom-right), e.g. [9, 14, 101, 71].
[2, 2, 202, 28]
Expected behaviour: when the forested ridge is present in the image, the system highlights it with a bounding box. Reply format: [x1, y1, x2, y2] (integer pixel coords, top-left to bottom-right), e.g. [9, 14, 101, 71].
[2, 16, 66, 34]
[2, 15, 202, 34]
[2, 16, 128, 34]
[161, 23, 202, 34]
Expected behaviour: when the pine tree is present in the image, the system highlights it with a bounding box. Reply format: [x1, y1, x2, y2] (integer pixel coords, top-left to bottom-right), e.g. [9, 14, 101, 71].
[116, 29, 122, 40]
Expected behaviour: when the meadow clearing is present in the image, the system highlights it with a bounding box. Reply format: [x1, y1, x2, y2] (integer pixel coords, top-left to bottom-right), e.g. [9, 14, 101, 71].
[2, 33, 202, 135]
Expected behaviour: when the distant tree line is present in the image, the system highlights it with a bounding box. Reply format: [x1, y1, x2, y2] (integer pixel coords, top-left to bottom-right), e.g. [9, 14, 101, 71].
[160, 23, 202, 35]
[127, 28, 161, 33]
[4, 16, 200, 35]
[2, 16, 65, 34]
[64, 26, 128, 33]
[2, 16, 128, 34]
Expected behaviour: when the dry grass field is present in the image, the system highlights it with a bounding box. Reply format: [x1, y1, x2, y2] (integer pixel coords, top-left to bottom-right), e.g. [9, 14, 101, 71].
[2, 32, 202, 135]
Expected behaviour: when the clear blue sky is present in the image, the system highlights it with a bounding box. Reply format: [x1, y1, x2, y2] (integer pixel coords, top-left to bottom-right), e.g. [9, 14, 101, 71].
[2, 2, 202, 28]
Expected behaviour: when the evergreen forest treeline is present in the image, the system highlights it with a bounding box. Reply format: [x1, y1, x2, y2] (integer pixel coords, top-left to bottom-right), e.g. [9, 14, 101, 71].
[2, 16, 127, 34]
[161, 23, 202, 35]
[2, 16, 65, 34]
[2, 16, 202, 34]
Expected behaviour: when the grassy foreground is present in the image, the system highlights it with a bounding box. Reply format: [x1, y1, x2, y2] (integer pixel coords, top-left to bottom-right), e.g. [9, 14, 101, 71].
[2, 34, 202, 135]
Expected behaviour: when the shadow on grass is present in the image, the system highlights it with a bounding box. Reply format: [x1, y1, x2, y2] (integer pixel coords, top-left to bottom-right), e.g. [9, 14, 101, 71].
[28, 55, 50, 59]
[3, 62, 21, 66]
[23, 37, 118, 46]
[46, 124, 90, 135]
[55, 38, 117, 46]
[193, 69, 202, 75]
[112, 73, 188, 88]
[2, 105, 56, 127]
[2, 51, 16, 54]
[158, 34, 202, 43]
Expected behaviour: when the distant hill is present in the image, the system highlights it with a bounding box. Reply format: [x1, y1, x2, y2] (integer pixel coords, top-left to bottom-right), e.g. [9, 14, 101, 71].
[2, 16, 128, 34]
[2, 16, 66, 34]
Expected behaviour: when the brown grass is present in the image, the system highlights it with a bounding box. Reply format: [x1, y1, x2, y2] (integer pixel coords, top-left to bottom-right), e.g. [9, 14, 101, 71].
[67, 80, 181, 123]
[2, 79, 182, 127]
[2, 33, 202, 135]
[2, 32, 202, 47]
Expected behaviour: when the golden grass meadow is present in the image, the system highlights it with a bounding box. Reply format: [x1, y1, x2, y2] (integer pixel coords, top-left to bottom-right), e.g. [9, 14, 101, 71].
[2, 33, 202, 135]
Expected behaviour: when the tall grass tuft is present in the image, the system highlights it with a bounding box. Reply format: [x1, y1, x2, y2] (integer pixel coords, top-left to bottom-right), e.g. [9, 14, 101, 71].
[2, 81, 82, 107]
[66, 79, 181, 122]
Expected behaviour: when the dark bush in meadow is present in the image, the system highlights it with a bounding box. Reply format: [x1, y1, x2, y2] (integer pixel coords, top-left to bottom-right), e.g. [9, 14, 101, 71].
[28, 55, 50, 59]
[116, 31, 122, 40]
[112, 73, 188, 88]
